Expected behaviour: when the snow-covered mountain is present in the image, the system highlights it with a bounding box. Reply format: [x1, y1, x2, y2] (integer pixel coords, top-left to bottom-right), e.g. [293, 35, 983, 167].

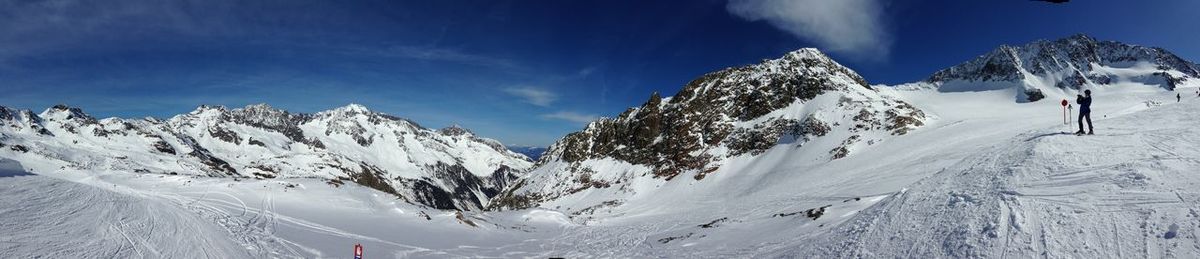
[926, 34, 1200, 102]
[491, 48, 927, 211]
[0, 103, 532, 211]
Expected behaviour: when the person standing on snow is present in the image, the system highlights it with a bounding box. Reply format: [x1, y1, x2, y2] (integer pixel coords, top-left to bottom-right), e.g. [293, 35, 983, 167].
[1076, 90, 1094, 135]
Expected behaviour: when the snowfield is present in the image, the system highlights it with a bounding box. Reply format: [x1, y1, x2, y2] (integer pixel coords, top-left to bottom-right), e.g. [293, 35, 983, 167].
[0, 160, 251, 258]
[3, 84, 1199, 257]
[790, 88, 1200, 258]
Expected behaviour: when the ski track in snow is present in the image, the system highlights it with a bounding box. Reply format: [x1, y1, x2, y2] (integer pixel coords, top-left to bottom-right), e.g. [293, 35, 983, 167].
[0, 159, 447, 258]
[0, 174, 252, 258]
[150, 187, 443, 258]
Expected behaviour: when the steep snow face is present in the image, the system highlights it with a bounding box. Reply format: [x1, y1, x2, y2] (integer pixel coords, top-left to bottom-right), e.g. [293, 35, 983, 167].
[491, 48, 927, 211]
[0, 103, 532, 211]
[0, 107, 51, 136]
[928, 34, 1200, 102]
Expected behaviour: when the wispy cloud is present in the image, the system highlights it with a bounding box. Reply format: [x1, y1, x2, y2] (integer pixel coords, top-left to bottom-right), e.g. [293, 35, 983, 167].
[726, 0, 891, 60]
[377, 45, 521, 69]
[1, 2, 235, 47]
[0, 0, 358, 64]
[540, 111, 598, 124]
[577, 66, 598, 77]
[503, 87, 558, 107]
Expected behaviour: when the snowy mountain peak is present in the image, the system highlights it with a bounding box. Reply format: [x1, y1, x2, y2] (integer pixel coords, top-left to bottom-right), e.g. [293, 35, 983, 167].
[492, 48, 926, 211]
[12, 109, 40, 123]
[240, 103, 279, 112]
[311, 104, 383, 122]
[1050, 33, 1096, 44]
[231, 103, 289, 118]
[439, 124, 473, 136]
[187, 105, 229, 116]
[0, 107, 48, 136]
[331, 103, 370, 114]
[0, 106, 17, 121]
[782, 47, 832, 61]
[41, 104, 96, 123]
[928, 34, 1200, 102]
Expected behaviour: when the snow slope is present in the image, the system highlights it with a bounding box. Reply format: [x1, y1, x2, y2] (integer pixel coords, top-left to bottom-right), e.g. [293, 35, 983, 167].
[0, 159, 251, 258]
[788, 90, 1200, 258]
[0, 157, 571, 258]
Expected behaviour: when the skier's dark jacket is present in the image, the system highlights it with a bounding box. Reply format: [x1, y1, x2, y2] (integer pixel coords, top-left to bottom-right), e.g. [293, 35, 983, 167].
[1076, 95, 1092, 113]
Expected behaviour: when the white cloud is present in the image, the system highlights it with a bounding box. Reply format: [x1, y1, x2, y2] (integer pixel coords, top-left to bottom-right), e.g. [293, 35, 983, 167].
[541, 111, 598, 124]
[0, 0, 348, 63]
[503, 87, 558, 107]
[726, 0, 890, 59]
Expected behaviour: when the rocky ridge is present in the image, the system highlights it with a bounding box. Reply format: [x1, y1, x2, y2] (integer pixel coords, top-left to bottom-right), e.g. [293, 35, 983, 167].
[491, 48, 927, 211]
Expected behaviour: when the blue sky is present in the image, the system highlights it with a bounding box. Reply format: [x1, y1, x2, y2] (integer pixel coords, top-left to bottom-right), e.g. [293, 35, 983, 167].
[2, 0, 1198, 146]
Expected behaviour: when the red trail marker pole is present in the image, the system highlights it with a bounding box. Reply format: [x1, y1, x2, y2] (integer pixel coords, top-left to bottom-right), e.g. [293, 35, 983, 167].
[354, 243, 363, 259]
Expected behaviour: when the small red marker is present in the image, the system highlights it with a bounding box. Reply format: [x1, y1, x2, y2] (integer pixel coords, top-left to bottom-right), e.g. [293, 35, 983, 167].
[354, 243, 363, 259]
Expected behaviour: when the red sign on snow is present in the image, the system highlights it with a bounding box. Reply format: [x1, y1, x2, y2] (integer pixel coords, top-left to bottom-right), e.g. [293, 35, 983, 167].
[354, 244, 363, 259]
[1060, 99, 1069, 107]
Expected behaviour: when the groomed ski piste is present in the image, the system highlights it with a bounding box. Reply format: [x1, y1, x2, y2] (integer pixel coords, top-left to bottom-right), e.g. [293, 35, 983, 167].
[3, 84, 1200, 258]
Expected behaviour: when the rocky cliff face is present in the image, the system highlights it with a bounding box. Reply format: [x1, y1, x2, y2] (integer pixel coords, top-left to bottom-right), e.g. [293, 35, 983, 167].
[491, 48, 927, 211]
[928, 34, 1200, 102]
[0, 103, 532, 211]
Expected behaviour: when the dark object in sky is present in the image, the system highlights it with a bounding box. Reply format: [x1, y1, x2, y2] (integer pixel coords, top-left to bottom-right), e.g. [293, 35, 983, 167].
[1031, 0, 1069, 3]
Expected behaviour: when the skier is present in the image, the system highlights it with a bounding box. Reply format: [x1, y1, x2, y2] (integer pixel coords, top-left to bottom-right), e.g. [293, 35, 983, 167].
[1076, 90, 1094, 135]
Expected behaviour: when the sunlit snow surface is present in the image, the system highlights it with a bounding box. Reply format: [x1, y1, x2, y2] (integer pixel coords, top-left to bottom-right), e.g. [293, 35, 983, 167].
[4, 84, 1200, 257]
